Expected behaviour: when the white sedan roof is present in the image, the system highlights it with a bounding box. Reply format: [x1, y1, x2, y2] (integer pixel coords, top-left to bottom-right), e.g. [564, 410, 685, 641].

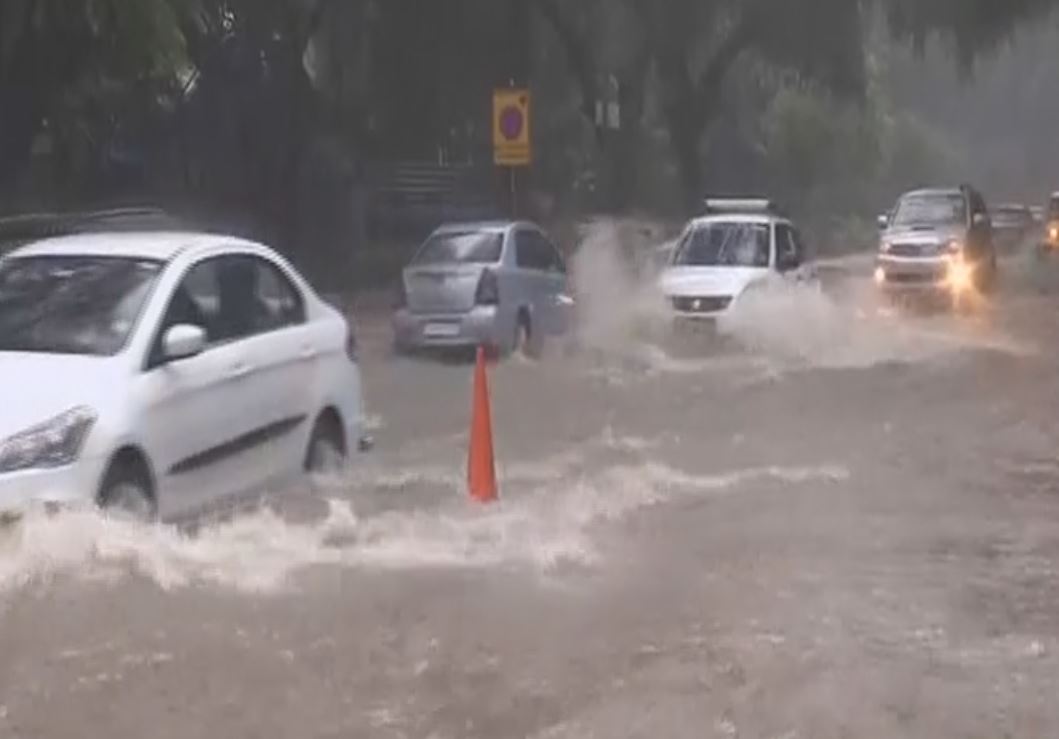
[7, 231, 259, 262]
[688, 214, 790, 228]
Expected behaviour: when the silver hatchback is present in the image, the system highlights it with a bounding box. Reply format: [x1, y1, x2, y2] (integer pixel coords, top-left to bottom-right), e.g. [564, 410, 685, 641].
[392, 221, 572, 355]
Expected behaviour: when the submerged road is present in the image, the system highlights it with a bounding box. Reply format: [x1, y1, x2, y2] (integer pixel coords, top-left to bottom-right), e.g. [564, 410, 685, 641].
[4, 248, 1059, 737]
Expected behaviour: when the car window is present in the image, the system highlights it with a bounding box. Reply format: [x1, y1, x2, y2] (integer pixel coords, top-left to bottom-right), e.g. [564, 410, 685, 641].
[540, 234, 566, 274]
[153, 254, 306, 364]
[892, 194, 967, 227]
[968, 190, 987, 218]
[775, 224, 802, 271]
[524, 231, 564, 273]
[675, 222, 770, 268]
[414, 231, 503, 265]
[246, 256, 306, 330]
[515, 230, 540, 269]
[0, 255, 162, 356]
[515, 229, 555, 271]
[995, 208, 1030, 227]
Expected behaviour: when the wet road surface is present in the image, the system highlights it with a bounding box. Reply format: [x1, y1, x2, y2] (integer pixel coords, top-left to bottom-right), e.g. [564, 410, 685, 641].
[5, 249, 1059, 737]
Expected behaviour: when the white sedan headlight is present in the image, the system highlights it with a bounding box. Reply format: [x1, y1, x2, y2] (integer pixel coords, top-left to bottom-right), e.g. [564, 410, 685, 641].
[0, 407, 97, 474]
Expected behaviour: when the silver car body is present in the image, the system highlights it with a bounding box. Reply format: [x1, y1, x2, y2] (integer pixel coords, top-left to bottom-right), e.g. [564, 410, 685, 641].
[392, 221, 572, 352]
[876, 187, 995, 293]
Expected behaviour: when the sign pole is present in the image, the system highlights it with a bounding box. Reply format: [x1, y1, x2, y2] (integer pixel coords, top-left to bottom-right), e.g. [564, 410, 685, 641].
[510, 167, 517, 218]
[492, 87, 531, 219]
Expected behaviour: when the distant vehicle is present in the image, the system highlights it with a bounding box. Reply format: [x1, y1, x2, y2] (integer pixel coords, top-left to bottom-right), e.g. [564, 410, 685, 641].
[992, 203, 1036, 251]
[874, 186, 997, 303]
[1042, 192, 1059, 252]
[0, 232, 366, 521]
[659, 198, 815, 319]
[392, 221, 573, 356]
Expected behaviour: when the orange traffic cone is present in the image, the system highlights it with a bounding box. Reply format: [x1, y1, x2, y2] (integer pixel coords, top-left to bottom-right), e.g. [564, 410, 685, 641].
[468, 345, 498, 503]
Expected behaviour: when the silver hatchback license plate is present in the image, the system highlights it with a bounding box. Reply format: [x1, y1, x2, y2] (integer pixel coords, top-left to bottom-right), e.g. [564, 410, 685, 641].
[423, 322, 460, 338]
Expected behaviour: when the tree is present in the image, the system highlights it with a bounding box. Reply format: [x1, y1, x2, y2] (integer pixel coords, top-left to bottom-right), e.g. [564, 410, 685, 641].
[534, 0, 1058, 209]
[884, 0, 1058, 68]
[533, 0, 866, 208]
[0, 0, 202, 198]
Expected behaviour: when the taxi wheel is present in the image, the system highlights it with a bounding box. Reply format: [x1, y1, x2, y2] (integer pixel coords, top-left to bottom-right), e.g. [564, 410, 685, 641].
[98, 454, 156, 522]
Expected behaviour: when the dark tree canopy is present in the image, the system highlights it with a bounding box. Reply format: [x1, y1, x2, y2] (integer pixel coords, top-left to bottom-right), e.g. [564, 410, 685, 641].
[1, 0, 1057, 252]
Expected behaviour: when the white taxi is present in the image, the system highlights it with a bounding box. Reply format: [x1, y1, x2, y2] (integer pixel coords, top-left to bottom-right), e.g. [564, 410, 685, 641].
[660, 199, 813, 318]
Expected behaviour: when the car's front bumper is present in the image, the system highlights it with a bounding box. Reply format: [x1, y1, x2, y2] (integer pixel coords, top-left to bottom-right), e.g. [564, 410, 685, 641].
[666, 295, 734, 321]
[393, 306, 506, 349]
[875, 257, 951, 292]
[0, 457, 105, 514]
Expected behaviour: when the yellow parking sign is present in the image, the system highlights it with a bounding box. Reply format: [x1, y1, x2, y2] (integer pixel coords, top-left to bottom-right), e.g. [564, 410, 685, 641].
[493, 89, 531, 166]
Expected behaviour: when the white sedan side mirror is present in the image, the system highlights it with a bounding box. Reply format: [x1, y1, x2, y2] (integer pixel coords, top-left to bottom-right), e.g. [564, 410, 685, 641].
[163, 324, 207, 361]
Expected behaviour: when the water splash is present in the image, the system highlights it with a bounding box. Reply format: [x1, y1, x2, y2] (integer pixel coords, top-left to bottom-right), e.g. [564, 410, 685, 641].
[0, 461, 848, 595]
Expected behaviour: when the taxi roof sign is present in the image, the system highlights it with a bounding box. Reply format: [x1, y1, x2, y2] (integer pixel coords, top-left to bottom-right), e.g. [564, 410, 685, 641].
[703, 198, 782, 216]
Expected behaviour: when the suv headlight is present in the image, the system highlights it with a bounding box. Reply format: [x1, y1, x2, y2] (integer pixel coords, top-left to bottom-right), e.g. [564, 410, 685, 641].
[880, 240, 892, 254]
[0, 407, 97, 474]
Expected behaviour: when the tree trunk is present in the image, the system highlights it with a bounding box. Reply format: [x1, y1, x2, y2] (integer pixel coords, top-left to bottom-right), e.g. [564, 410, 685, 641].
[0, 85, 40, 199]
[0, 36, 44, 200]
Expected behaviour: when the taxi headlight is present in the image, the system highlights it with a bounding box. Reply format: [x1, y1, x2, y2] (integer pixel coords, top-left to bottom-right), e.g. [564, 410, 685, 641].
[0, 407, 97, 474]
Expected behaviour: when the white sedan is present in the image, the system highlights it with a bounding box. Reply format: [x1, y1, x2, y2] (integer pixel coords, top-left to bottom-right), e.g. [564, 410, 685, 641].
[0, 232, 366, 521]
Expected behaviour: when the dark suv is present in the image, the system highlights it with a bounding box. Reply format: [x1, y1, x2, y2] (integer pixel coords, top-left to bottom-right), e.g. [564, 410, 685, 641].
[875, 186, 997, 301]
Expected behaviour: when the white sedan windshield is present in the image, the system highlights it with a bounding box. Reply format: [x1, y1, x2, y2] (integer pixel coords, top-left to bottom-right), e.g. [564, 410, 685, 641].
[675, 223, 770, 268]
[0, 256, 162, 356]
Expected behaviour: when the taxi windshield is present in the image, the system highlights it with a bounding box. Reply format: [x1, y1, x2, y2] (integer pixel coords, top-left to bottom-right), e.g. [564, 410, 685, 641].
[674, 222, 770, 268]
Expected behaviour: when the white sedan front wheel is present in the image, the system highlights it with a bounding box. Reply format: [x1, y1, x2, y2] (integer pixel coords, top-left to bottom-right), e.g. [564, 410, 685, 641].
[98, 457, 157, 522]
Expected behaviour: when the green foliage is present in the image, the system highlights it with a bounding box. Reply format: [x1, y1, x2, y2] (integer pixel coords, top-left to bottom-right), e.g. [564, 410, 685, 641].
[0, 0, 200, 79]
[885, 0, 1056, 68]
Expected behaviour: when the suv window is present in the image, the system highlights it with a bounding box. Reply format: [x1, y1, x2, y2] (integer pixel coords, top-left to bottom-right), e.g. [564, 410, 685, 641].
[775, 224, 802, 271]
[892, 193, 967, 228]
[967, 189, 987, 220]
